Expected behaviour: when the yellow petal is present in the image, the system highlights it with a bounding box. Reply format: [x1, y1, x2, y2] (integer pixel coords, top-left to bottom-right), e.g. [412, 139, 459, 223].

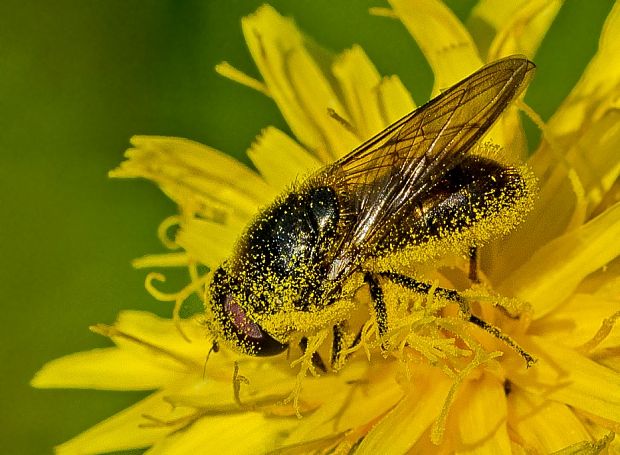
[500, 202, 620, 317]
[280, 360, 402, 447]
[110, 136, 274, 224]
[132, 252, 191, 269]
[247, 126, 321, 191]
[148, 411, 297, 455]
[543, 1, 620, 143]
[467, 0, 560, 164]
[549, 433, 617, 455]
[467, 0, 528, 57]
[215, 61, 270, 97]
[528, 3, 620, 223]
[376, 75, 416, 124]
[389, 0, 482, 96]
[388, 0, 528, 162]
[110, 311, 212, 368]
[355, 368, 451, 454]
[453, 375, 511, 454]
[488, 107, 530, 161]
[507, 387, 592, 453]
[242, 5, 358, 162]
[578, 258, 620, 298]
[510, 335, 620, 423]
[176, 218, 241, 268]
[529, 293, 620, 349]
[469, 0, 561, 60]
[54, 383, 195, 455]
[32, 312, 216, 392]
[332, 45, 387, 140]
[518, 113, 620, 261]
[31, 348, 185, 390]
[489, 5, 620, 273]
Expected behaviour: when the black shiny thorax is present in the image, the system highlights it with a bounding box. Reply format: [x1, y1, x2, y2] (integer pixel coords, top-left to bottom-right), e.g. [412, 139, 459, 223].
[230, 185, 340, 313]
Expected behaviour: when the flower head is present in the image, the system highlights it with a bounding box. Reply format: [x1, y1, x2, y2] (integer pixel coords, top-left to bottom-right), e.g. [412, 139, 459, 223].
[33, 2, 620, 454]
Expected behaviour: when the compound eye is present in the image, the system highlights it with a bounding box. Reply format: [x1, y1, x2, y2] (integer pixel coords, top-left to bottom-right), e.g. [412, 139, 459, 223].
[210, 267, 287, 356]
[221, 293, 288, 356]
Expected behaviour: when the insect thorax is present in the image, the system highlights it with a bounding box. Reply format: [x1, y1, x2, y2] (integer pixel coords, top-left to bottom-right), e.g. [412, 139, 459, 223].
[224, 185, 349, 328]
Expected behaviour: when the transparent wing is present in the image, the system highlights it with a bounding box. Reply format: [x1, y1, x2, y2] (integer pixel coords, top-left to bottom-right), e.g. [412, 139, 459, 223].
[324, 55, 535, 275]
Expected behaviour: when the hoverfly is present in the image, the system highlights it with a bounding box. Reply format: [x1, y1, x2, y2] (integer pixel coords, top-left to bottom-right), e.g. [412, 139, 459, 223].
[207, 55, 537, 369]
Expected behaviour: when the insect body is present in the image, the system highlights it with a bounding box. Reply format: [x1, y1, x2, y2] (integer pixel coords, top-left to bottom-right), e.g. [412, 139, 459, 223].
[207, 55, 537, 364]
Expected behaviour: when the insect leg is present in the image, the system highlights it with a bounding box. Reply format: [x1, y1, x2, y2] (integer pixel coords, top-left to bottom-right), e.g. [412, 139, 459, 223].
[299, 337, 327, 373]
[331, 323, 347, 368]
[468, 246, 480, 283]
[377, 271, 535, 367]
[377, 271, 468, 313]
[364, 272, 389, 338]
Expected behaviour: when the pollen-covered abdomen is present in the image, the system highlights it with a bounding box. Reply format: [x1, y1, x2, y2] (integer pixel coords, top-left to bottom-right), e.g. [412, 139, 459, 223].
[370, 155, 536, 263]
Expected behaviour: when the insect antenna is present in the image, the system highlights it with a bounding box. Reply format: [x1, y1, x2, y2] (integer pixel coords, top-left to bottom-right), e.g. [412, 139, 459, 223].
[327, 107, 358, 136]
[468, 246, 480, 283]
[468, 315, 536, 367]
[202, 340, 219, 380]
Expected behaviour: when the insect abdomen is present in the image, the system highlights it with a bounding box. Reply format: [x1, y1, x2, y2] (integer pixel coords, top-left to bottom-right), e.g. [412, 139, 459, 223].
[371, 155, 536, 265]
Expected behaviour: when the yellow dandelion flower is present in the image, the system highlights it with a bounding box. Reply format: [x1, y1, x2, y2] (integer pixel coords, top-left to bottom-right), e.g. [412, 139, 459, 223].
[32, 2, 620, 454]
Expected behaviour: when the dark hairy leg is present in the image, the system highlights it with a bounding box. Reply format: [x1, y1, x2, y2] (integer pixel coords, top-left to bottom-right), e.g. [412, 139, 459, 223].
[368, 271, 535, 367]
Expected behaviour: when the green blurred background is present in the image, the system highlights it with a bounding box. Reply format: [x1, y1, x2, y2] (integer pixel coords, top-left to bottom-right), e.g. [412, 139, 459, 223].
[1, 1, 613, 453]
